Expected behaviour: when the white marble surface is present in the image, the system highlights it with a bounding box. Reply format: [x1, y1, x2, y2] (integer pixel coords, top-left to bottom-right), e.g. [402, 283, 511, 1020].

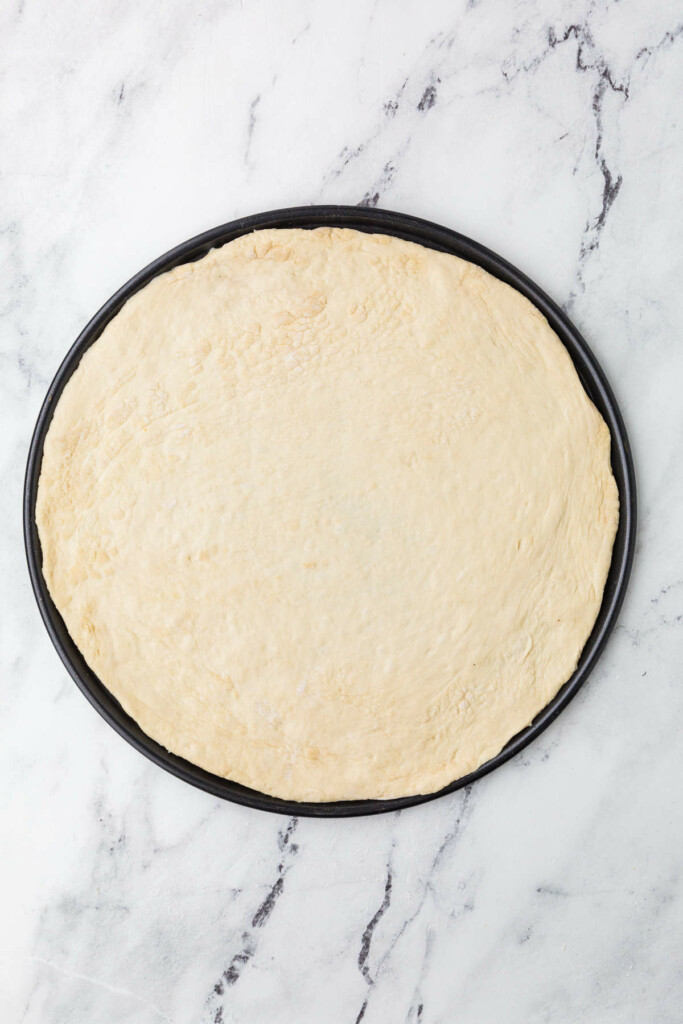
[2, 1, 682, 1021]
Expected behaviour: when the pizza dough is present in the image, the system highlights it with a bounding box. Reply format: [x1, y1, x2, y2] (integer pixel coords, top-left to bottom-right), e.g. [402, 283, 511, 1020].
[36, 227, 619, 801]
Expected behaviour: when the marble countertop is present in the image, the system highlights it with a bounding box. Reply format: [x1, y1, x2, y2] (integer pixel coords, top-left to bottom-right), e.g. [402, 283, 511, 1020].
[2, 1, 682, 1021]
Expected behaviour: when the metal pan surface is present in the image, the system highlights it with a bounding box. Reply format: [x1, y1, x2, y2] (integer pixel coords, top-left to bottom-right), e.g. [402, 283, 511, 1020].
[24, 206, 637, 817]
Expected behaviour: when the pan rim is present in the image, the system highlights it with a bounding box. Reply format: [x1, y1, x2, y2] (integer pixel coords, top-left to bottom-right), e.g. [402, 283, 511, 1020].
[23, 205, 637, 817]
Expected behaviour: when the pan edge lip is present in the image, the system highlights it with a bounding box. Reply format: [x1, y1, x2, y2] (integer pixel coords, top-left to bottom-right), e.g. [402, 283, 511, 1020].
[23, 204, 637, 818]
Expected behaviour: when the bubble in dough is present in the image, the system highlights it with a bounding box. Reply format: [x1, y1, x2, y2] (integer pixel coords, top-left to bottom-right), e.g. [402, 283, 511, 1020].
[36, 227, 619, 801]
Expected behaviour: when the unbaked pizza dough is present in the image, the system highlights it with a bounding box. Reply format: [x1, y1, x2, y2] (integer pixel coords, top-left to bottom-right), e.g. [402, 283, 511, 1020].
[36, 227, 619, 801]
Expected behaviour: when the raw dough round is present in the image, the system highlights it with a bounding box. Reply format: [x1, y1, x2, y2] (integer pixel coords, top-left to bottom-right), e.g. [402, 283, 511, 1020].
[36, 227, 618, 801]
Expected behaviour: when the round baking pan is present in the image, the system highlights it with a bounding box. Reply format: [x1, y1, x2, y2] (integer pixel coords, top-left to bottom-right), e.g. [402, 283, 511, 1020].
[24, 206, 636, 817]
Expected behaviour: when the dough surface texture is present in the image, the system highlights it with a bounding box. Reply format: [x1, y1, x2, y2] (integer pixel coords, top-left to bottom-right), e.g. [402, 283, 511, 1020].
[36, 227, 619, 801]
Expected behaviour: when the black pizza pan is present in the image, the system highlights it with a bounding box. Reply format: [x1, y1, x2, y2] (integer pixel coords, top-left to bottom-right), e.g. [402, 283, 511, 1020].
[23, 206, 636, 817]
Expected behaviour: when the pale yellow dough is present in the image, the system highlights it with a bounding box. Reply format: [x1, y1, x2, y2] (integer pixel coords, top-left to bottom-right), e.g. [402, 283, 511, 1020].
[36, 227, 619, 801]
